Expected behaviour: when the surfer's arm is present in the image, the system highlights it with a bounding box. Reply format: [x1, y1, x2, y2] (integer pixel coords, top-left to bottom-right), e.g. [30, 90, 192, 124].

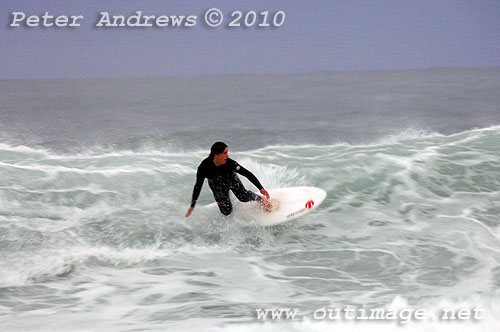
[235, 164, 264, 191]
[190, 170, 205, 208]
[186, 172, 204, 218]
[237, 166, 270, 199]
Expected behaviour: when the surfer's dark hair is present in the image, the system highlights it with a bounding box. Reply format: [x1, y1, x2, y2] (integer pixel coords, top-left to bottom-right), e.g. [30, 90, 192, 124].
[209, 142, 228, 158]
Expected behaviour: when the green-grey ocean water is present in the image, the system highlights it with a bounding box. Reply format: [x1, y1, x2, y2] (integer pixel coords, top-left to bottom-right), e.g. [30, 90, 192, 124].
[1, 69, 500, 331]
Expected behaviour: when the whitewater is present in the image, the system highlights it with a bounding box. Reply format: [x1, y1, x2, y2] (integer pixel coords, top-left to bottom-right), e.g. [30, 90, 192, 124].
[1, 69, 499, 331]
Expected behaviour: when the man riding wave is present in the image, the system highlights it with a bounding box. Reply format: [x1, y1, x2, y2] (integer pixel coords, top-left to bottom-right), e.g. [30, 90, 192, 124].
[185, 142, 271, 217]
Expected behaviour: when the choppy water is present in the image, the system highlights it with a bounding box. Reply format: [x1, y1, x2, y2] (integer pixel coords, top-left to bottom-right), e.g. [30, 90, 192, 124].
[1, 69, 500, 331]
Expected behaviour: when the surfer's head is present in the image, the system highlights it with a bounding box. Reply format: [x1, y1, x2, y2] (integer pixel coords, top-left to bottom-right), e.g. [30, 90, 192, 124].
[210, 141, 228, 166]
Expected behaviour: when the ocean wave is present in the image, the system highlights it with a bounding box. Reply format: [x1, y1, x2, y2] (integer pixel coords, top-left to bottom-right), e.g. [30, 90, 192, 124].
[0, 124, 498, 156]
[0, 246, 176, 287]
[0, 124, 499, 293]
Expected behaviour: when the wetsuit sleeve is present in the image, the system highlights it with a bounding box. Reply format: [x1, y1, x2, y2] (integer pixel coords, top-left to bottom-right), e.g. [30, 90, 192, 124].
[235, 164, 264, 190]
[190, 168, 205, 208]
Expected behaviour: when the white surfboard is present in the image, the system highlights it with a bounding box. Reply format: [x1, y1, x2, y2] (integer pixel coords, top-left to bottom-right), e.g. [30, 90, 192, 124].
[204, 186, 326, 226]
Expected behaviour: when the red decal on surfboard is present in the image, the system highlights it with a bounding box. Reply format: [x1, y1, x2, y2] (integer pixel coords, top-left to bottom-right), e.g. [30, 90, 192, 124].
[305, 200, 314, 209]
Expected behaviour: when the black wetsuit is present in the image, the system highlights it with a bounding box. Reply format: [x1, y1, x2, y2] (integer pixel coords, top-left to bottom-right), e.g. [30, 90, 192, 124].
[190, 157, 263, 215]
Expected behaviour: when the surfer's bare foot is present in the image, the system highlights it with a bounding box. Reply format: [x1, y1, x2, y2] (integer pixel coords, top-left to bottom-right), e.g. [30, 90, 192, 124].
[260, 197, 272, 212]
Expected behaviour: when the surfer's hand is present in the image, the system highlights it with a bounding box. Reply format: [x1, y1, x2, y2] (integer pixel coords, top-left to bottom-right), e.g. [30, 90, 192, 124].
[260, 195, 272, 212]
[185, 207, 194, 218]
[260, 189, 270, 199]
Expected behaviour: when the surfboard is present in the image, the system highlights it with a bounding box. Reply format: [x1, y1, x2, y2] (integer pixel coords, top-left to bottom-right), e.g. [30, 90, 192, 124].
[204, 186, 326, 226]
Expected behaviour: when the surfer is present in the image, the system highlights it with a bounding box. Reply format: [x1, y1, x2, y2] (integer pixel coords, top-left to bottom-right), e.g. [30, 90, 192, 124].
[185, 142, 272, 217]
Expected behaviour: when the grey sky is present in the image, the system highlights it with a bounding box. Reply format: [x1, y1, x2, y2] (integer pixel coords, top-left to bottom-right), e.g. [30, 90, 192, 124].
[1, 0, 499, 79]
